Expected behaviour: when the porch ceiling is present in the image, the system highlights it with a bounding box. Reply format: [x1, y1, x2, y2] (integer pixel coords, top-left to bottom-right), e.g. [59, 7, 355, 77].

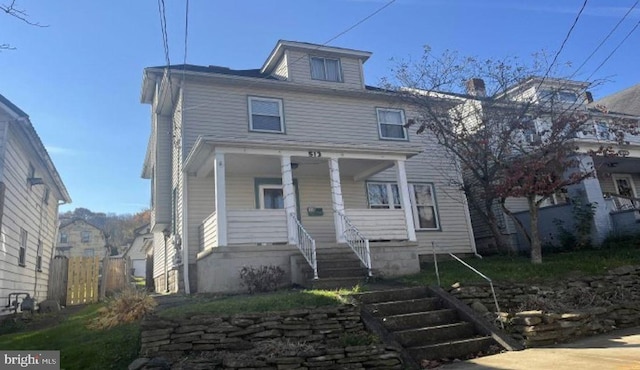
[594, 156, 640, 174]
[210, 153, 393, 179]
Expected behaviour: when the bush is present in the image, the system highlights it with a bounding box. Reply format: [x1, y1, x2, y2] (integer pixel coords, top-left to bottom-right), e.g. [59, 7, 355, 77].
[88, 288, 156, 330]
[239, 265, 285, 294]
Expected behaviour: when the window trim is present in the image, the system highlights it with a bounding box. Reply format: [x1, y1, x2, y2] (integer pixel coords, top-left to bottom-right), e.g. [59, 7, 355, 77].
[365, 181, 441, 231]
[248, 96, 285, 134]
[309, 56, 343, 82]
[376, 108, 408, 141]
[81, 230, 91, 243]
[59, 231, 68, 244]
[366, 182, 401, 209]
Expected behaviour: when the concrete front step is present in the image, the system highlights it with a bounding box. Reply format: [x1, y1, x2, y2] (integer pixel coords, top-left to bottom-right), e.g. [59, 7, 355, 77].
[368, 297, 441, 317]
[317, 259, 363, 270]
[394, 322, 476, 347]
[353, 286, 430, 305]
[406, 336, 495, 361]
[308, 277, 367, 290]
[382, 309, 459, 331]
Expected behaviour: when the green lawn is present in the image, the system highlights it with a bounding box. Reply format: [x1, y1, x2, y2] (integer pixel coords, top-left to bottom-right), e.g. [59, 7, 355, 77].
[0, 305, 140, 370]
[400, 243, 640, 287]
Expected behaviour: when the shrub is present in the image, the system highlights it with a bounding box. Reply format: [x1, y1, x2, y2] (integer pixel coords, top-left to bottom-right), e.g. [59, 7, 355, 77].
[239, 265, 285, 294]
[88, 288, 156, 330]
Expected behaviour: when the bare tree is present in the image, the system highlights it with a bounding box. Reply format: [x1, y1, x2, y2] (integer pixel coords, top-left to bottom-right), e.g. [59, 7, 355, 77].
[1, 0, 47, 51]
[385, 46, 638, 263]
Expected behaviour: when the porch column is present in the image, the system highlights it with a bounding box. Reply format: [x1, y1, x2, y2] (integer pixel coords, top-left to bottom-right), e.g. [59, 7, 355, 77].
[214, 152, 227, 246]
[329, 157, 346, 243]
[396, 160, 417, 242]
[281, 155, 298, 244]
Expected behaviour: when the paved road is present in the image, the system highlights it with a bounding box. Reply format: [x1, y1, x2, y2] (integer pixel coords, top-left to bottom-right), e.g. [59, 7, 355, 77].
[444, 327, 640, 370]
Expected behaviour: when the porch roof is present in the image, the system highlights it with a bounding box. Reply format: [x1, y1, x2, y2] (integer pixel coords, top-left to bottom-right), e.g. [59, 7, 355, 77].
[183, 136, 424, 178]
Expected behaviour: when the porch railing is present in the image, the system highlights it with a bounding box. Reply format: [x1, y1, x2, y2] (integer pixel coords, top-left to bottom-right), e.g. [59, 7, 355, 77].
[604, 192, 640, 211]
[338, 212, 372, 276]
[289, 213, 318, 280]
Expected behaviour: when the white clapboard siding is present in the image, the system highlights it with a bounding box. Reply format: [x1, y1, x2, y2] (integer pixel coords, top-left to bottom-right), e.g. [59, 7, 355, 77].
[201, 212, 217, 250]
[227, 209, 288, 244]
[186, 174, 215, 262]
[345, 209, 407, 240]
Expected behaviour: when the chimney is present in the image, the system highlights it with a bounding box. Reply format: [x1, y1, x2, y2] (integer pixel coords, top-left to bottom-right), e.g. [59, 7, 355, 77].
[466, 78, 486, 97]
[583, 91, 594, 104]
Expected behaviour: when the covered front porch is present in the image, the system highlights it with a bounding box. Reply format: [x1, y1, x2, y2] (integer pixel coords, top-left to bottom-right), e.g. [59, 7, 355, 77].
[185, 137, 423, 281]
[595, 156, 640, 234]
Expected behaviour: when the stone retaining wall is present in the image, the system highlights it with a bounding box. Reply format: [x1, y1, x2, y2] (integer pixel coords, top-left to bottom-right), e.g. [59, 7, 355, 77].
[448, 265, 640, 347]
[134, 305, 402, 369]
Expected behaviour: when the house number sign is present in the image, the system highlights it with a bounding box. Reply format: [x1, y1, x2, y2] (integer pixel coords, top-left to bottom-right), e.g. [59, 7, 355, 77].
[308, 151, 322, 158]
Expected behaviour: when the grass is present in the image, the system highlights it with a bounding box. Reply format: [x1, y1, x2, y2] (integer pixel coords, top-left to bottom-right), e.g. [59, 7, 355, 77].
[158, 289, 350, 318]
[0, 305, 140, 370]
[400, 243, 640, 287]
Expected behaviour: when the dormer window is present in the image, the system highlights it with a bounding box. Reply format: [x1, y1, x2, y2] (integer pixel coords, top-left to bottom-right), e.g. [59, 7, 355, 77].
[310, 57, 342, 82]
[595, 121, 611, 140]
[539, 89, 578, 104]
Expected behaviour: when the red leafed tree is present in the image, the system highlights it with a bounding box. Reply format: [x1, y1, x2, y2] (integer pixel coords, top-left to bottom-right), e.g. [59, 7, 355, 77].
[385, 46, 638, 263]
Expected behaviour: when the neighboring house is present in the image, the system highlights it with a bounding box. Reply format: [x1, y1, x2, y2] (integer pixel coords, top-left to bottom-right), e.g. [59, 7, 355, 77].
[141, 40, 478, 294]
[466, 78, 640, 252]
[595, 83, 640, 116]
[0, 94, 71, 312]
[121, 224, 153, 277]
[55, 218, 107, 258]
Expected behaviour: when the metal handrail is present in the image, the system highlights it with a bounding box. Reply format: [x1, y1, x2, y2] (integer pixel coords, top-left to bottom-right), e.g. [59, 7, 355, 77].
[433, 242, 503, 328]
[338, 212, 372, 276]
[289, 213, 318, 279]
[603, 192, 640, 211]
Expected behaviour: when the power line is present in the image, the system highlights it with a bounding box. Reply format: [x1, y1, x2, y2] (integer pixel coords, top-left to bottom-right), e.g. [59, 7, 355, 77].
[586, 17, 640, 81]
[182, 0, 190, 84]
[537, 0, 588, 89]
[570, 0, 638, 79]
[157, 0, 170, 67]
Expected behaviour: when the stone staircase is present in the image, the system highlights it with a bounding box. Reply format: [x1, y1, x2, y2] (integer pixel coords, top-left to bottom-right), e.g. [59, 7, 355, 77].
[354, 286, 500, 365]
[297, 247, 369, 289]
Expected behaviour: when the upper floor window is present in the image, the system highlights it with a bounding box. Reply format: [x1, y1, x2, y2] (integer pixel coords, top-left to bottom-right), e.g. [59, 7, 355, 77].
[377, 108, 407, 140]
[60, 232, 68, 244]
[310, 57, 342, 82]
[539, 89, 579, 104]
[81, 230, 91, 243]
[248, 97, 285, 133]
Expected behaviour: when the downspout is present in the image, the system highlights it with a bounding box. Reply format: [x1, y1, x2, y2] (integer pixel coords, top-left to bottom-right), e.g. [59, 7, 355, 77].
[182, 173, 190, 294]
[163, 230, 169, 293]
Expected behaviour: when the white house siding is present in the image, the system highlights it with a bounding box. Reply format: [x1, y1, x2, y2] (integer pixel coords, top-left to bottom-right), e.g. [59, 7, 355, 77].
[153, 113, 173, 230]
[181, 81, 417, 156]
[272, 51, 289, 80]
[284, 50, 364, 90]
[0, 124, 60, 304]
[186, 175, 215, 262]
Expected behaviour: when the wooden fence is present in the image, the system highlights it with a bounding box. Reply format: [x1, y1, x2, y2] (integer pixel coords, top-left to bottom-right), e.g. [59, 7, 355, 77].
[47, 255, 130, 305]
[48, 256, 100, 306]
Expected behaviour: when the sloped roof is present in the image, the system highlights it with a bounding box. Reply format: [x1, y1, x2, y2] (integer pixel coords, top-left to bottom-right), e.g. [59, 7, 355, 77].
[146, 64, 276, 79]
[0, 93, 71, 203]
[595, 83, 640, 116]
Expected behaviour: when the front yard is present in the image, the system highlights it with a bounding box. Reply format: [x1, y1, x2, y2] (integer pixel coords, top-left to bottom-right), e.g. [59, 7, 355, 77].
[0, 237, 637, 369]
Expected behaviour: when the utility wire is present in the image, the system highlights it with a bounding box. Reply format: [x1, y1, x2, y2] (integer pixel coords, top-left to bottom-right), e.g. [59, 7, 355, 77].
[157, 0, 171, 67]
[181, 0, 190, 85]
[586, 18, 640, 82]
[570, 0, 638, 80]
[536, 0, 588, 90]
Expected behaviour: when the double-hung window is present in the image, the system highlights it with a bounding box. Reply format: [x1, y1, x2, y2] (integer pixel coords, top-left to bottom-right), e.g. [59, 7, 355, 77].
[377, 108, 407, 140]
[60, 232, 68, 244]
[410, 184, 439, 230]
[19, 228, 27, 267]
[310, 56, 342, 82]
[248, 97, 284, 133]
[595, 121, 611, 140]
[366, 182, 440, 230]
[81, 230, 91, 243]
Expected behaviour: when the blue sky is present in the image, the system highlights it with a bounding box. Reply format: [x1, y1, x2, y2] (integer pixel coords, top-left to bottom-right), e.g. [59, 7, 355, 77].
[1, 0, 638, 215]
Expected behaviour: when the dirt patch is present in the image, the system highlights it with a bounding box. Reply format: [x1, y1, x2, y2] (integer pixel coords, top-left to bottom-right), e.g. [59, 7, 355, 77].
[0, 304, 89, 335]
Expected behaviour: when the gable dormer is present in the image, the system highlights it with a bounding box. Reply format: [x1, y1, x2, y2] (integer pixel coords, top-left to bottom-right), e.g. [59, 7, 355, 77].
[504, 77, 592, 106]
[260, 40, 372, 90]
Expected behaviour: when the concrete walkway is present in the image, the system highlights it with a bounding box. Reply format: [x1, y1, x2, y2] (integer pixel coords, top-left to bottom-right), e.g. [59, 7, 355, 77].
[444, 327, 640, 370]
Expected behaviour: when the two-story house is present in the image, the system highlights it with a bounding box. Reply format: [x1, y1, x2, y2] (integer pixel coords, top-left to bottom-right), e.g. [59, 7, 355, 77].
[0, 94, 71, 313]
[466, 78, 640, 252]
[141, 40, 478, 294]
[55, 218, 107, 258]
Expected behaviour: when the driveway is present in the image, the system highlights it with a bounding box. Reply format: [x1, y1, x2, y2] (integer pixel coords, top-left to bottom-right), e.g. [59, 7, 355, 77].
[444, 327, 640, 370]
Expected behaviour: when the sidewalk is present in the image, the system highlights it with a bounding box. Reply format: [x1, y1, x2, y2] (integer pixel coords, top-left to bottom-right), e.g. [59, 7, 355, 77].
[443, 326, 640, 370]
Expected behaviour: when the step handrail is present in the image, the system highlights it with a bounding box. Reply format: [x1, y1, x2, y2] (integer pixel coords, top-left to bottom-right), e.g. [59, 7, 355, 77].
[337, 211, 372, 276]
[433, 242, 503, 328]
[289, 213, 318, 279]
